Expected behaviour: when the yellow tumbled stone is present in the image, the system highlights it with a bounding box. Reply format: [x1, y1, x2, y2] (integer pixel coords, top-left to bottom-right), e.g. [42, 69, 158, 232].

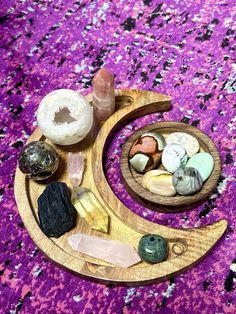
[142, 170, 176, 196]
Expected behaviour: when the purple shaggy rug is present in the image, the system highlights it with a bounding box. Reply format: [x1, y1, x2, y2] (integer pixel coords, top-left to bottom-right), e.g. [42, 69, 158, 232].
[0, 0, 235, 313]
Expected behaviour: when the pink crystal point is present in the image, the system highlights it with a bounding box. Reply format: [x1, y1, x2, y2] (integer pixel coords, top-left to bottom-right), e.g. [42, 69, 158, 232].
[68, 152, 85, 187]
[68, 233, 141, 268]
[92, 68, 115, 121]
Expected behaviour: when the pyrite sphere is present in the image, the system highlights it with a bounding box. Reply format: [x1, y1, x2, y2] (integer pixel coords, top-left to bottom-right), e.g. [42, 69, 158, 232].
[18, 141, 59, 180]
[138, 234, 168, 263]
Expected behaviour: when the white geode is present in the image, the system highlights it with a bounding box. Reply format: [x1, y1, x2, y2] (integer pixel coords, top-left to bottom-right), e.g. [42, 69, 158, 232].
[37, 89, 93, 145]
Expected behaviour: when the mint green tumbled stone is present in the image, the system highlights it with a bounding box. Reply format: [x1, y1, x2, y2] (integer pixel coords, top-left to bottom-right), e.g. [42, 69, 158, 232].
[186, 152, 214, 182]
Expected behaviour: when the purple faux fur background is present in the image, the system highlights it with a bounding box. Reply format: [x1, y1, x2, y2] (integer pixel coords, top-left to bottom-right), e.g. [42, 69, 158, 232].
[0, 0, 235, 313]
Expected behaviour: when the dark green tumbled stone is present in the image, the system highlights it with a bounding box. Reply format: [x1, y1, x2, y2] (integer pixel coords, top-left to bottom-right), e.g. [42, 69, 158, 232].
[138, 234, 168, 263]
[18, 141, 59, 180]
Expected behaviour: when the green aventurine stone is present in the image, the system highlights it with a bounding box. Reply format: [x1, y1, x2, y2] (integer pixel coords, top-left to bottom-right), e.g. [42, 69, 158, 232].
[138, 234, 168, 263]
[186, 152, 214, 182]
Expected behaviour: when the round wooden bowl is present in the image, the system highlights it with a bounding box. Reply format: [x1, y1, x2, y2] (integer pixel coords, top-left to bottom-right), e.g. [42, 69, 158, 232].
[120, 122, 221, 210]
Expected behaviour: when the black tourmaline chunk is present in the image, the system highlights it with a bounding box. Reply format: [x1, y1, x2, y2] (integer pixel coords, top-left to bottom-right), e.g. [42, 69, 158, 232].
[38, 182, 76, 238]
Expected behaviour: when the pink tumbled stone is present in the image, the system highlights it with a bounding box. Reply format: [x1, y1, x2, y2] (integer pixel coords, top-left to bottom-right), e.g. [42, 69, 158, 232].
[92, 68, 115, 121]
[68, 233, 141, 268]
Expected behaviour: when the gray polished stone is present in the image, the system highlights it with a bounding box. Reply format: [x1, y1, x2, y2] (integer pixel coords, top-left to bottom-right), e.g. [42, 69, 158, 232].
[172, 167, 203, 195]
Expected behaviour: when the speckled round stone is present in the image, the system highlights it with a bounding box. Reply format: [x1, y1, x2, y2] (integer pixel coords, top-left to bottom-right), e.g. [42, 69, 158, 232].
[166, 132, 200, 157]
[162, 144, 188, 173]
[138, 234, 168, 263]
[186, 152, 214, 181]
[172, 167, 203, 195]
[18, 141, 59, 180]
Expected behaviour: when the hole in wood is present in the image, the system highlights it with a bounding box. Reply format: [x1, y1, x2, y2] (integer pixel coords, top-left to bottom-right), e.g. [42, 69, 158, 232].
[115, 95, 133, 110]
[54, 107, 76, 124]
[172, 243, 186, 256]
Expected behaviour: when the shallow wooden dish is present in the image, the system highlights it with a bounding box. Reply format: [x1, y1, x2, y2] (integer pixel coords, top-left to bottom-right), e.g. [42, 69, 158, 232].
[14, 89, 227, 285]
[120, 122, 221, 211]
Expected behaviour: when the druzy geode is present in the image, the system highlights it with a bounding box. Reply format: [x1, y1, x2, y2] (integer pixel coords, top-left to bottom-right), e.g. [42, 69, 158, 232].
[138, 234, 168, 263]
[18, 141, 59, 180]
[38, 182, 76, 238]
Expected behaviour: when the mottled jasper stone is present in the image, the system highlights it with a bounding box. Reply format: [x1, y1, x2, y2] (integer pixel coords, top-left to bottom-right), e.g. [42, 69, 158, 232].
[129, 132, 164, 173]
[18, 141, 59, 180]
[38, 182, 76, 238]
[162, 144, 188, 173]
[138, 234, 168, 263]
[166, 132, 200, 157]
[141, 132, 166, 151]
[172, 167, 203, 195]
[142, 170, 176, 196]
[186, 152, 214, 181]
[129, 135, 158, 158]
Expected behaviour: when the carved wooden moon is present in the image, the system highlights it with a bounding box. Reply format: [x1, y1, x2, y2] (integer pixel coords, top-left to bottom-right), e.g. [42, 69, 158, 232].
[14, 89, 227, 285]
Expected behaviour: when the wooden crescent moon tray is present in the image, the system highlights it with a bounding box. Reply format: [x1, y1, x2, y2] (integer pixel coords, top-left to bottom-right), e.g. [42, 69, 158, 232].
[14, 89, 227, 285]
[120, 122, 221, 212]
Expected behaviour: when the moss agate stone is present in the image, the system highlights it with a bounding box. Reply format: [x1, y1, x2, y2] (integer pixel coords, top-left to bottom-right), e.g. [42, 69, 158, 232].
[18, 141, 59, 180]
[173, 167, 203, 195]
[38, 182, 76, 238]
[138, 234, 168, 263]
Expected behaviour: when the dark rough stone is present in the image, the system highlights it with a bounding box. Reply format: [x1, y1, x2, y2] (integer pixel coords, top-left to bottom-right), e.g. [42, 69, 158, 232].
[38, 182, 76, 238]
[138, 234, 168, 263]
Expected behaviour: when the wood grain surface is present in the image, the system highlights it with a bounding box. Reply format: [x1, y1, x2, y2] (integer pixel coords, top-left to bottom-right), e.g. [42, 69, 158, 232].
[14, 89, 227, 285]
[120, 122, 221, 212]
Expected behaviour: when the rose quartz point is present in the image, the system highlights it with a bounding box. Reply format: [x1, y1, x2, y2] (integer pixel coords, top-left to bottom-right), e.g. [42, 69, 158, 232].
[68, 152, 85, 187]
[92, 68, 115, 121]
[68, 233, 141, 268]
